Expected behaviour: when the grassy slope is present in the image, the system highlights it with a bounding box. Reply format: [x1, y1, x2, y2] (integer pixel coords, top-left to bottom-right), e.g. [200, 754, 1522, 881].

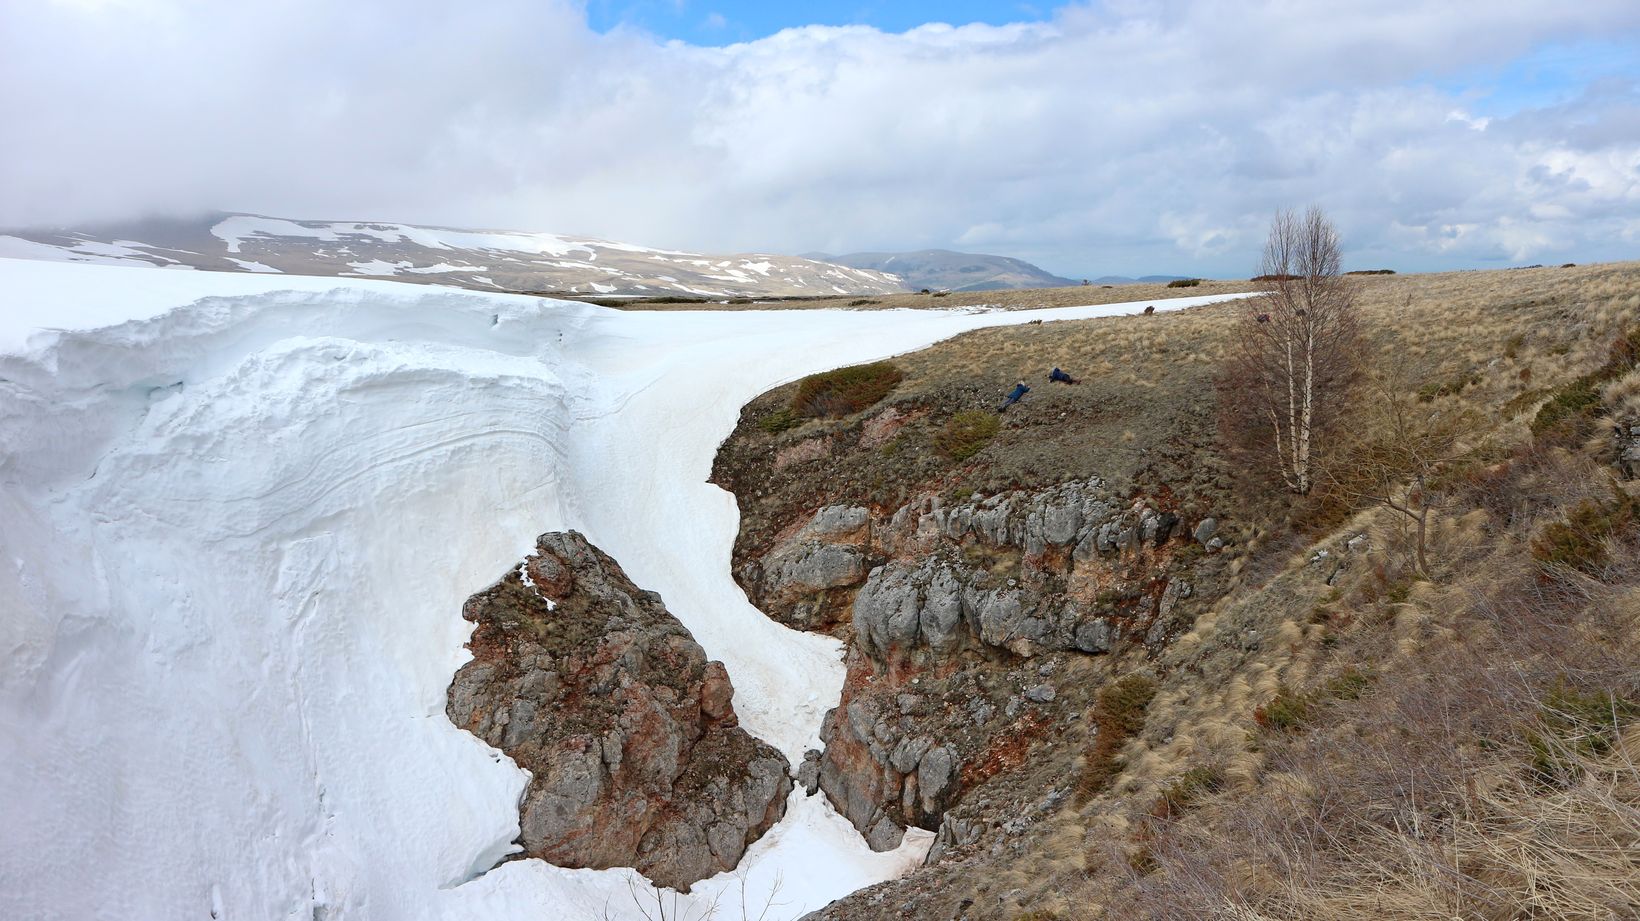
[715, 262, 1640, 921]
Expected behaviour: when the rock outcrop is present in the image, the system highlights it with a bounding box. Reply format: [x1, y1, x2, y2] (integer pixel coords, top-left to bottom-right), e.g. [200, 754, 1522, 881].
[446, 531, 792, 891]
[741, 478, 1220, 850]
[747, 478, 1208, 660]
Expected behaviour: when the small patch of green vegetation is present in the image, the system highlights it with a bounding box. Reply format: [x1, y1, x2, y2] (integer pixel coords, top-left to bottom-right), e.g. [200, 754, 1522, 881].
[1383, 577, 1414, 605]
[1323, 667, 1373, 701]
[1501, 387, 1550, 418]
[879, 432, 912, 457]
[1344, 268, 1396, 275]
[1531, 490, 1640, 574]
[938, 409, 1001, 460]
[1256, 685, 1311, 732]
[1530, 375, 1603, 440]
[1418, 368, 1481, 402]
[1157, 764, 1227, 817]
[758, 407, 801, 434]
[1528, 685, 1640, 786]
[790, 361, 904, 419]
[1166, 278, 1203, 288]
[1076, 674, 1159, 804]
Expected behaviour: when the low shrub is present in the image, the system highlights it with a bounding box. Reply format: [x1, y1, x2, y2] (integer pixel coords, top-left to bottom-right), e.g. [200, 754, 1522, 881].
[758, 407, 801, 434]
[1323, 667, 1373, 701]
[789, 361, 903, 418]
[1528, 685, 1640, 786]
[1166, 278, 1202, 288]
[1155, 764, 1227, 818]
[1344, 268, 1396, 275]
[938, 410, 1001, 460]
[1530, 491, 1640, 574]
[1530, 327, 1640, 443]
[1076, 674, 1158, 803]
[1530, 375, 1603, 441]
[1255, 685, 1311, 732]
[1417, 368, 1480, 402]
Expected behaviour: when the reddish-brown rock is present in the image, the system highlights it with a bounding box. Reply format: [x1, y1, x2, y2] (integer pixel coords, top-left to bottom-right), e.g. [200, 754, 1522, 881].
[446, 531, 791, 891]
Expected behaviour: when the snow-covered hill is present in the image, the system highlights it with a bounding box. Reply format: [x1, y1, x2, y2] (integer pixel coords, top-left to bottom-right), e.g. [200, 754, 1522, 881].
[0, 258, 1247, 920]
[0, 213, 907, 298]
[813, 248, 1081, 291]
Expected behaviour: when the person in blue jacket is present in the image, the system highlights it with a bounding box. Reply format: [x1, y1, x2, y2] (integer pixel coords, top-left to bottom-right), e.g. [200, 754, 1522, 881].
[998, 380, 1030, 412]
[1049, 367, 1078, 384]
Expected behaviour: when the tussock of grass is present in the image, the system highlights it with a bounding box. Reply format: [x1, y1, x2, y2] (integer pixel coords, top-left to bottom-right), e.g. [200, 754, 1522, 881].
[1531, 490, 1640, 574]
[938, 410, 1001, 460]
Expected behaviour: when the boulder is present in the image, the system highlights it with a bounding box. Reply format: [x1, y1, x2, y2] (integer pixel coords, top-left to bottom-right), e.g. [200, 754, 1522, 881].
[446, 531, 791, 892]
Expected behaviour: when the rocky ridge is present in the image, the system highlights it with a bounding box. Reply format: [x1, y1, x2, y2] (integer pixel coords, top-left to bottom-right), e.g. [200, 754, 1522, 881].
[446, 531, 792, 891]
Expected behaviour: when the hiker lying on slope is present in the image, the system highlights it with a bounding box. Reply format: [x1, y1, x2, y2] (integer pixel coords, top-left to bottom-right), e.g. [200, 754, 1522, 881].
[998, 381, 1030, 412]
[1049, 367, 1078, 384]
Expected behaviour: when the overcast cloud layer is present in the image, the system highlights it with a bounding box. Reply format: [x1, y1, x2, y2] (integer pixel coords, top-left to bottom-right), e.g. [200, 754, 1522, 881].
[3, 0, 1639, 276]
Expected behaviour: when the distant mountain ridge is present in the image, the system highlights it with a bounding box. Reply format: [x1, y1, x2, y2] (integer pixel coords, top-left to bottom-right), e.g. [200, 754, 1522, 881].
[0, 213, 905, 299]
[810, 248, 1079, 292]
[1090, 274, 1190, 285]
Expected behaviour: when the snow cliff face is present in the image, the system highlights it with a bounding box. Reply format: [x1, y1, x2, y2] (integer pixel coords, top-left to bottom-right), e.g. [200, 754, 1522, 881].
[0, 213, 908, 298]
[0, 259, 1246, 920]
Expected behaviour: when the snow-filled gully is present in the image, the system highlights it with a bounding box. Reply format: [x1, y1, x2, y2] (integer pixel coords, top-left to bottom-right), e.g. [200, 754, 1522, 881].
[0, 259, 1250, 920]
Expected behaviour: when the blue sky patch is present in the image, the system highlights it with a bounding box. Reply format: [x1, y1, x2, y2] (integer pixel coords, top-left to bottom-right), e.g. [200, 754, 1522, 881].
[586, 0, 1051, 44]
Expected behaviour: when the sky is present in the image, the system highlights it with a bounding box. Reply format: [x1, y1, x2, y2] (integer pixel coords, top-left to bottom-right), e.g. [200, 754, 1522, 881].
[2, 1, 1639, 278]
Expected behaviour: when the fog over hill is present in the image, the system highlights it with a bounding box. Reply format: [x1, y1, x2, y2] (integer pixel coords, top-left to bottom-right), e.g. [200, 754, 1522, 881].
[0, 213, 905, 299]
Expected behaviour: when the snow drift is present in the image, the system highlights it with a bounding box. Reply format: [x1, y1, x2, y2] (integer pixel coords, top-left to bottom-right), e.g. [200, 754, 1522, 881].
[0, 258, 1246, 919]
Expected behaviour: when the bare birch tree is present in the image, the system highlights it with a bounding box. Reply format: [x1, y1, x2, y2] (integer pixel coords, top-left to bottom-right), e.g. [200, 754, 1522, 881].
[1233, 207, 1359, 494]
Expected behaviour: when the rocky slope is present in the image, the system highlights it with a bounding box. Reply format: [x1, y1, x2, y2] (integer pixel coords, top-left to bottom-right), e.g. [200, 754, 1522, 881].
[711, 324, 1237, 868]
[446, 531, 792, 891]
[0, 212, 906, 298]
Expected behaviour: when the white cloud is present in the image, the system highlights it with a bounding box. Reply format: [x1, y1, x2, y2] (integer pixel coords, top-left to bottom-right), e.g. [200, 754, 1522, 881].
[1, 0, 1637, 275]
